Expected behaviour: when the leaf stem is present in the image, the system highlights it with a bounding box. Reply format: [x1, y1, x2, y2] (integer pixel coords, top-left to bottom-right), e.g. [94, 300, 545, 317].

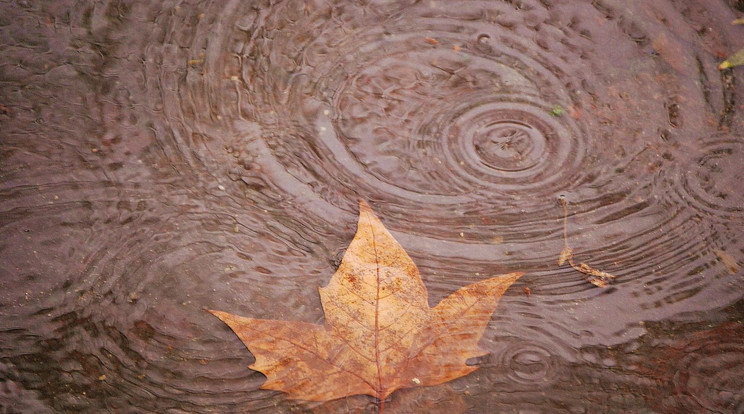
[558, 197, 616, 288]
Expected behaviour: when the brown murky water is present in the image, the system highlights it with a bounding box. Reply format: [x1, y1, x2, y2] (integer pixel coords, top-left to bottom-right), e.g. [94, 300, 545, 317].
[1, 1, 743, 412]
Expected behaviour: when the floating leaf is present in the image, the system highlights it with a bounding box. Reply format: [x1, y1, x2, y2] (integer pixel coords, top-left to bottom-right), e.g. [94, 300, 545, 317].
[550, 104, 566, 117]
[209, 201, 522, 410]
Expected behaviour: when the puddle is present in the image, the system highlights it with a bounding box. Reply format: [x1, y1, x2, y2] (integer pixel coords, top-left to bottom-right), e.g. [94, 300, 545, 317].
[1, 0, 743, 412]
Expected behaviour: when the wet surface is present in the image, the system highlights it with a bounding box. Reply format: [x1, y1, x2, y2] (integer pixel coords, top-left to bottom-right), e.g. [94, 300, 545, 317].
[1, 0, 743, 412]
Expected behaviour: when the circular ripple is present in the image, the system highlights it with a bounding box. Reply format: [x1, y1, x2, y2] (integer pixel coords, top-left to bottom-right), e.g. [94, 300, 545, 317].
[504, 344, 556, 385]
[470, 117, 544, 172]
[478, 317, 571, 391]
[675, 137, 744, 221]
[442, 99, 580, 193]
[312, 28, 586, 199]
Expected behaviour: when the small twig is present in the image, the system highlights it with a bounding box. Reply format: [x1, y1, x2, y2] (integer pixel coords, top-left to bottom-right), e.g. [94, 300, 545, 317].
[558, 197, 616, 288]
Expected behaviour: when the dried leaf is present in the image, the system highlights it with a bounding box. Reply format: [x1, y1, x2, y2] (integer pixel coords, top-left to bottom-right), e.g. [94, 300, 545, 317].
[209, 200, 522, 408]
[575, 262, 615, 288]
[558, 246, 573, 266]
[558, 197, 617, 288]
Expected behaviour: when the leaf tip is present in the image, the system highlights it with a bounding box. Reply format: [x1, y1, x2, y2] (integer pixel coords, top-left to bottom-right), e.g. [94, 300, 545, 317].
[507, 271, 525, 282]
[358, 198, 373, 212]
[207, 309, 232, 322]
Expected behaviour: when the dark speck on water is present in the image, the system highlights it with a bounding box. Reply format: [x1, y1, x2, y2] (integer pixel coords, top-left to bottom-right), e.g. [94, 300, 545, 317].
[1, 0, 743, 412]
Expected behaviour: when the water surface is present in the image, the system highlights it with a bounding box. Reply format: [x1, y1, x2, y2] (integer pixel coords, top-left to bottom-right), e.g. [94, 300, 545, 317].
[1, 0, 743, 412]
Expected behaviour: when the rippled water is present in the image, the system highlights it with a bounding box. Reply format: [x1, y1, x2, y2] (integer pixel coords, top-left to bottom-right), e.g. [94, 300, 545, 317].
[1, 1, 743, 412]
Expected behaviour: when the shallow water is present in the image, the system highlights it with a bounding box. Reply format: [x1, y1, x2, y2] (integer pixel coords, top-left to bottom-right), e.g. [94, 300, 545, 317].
[1, 0, 743, 412]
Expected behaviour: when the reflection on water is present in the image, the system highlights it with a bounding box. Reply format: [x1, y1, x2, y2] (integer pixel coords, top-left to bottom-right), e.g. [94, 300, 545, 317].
[1, 0, 742, 412]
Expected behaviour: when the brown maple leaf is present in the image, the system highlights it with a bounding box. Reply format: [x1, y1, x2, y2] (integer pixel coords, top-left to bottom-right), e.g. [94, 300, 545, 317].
[209, 200, 522, 409]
